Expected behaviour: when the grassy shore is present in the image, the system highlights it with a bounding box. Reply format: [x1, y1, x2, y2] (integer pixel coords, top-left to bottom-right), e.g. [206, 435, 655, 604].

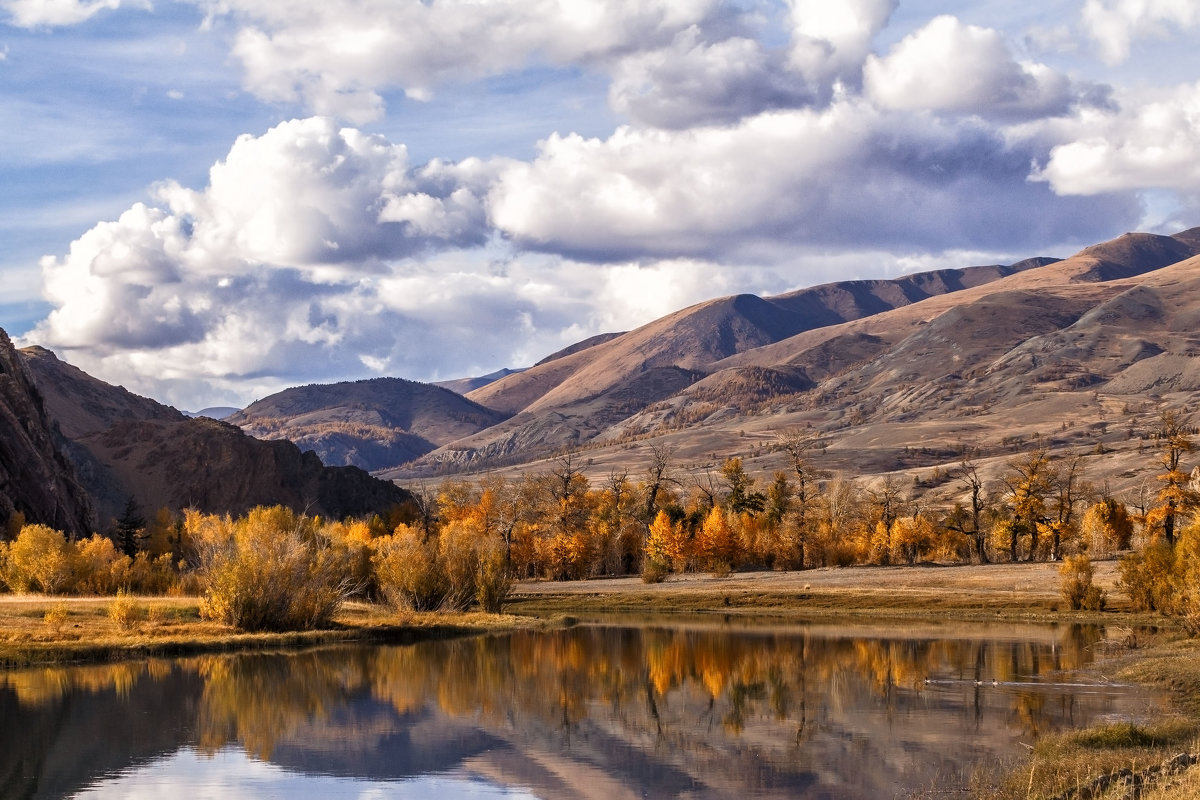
[3, 561, 1199, 799]
[0, 594, 543, 668]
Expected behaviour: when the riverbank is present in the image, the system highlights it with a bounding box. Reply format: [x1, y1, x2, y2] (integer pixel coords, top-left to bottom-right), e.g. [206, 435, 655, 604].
[508, 559, 1158, 623]
[4, 561, 1200, 798]
[0, 595, 541, 668]
[0, 560, 1173, 667]
[510, 562, 1200, 799]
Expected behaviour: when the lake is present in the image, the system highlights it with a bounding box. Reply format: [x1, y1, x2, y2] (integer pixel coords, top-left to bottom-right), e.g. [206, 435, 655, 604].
[0, 618, 1165, 799]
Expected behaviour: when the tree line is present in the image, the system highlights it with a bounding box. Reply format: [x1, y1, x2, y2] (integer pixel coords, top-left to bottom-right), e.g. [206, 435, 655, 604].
[2, 412, 1198, 630]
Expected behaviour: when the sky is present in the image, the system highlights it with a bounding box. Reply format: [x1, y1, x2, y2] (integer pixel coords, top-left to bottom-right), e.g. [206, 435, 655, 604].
[2, 0, 1199, 411]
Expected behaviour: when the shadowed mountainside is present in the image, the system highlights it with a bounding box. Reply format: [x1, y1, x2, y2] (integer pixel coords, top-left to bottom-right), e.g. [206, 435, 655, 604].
[19, 348, 413, 526]
[0, 330, 96, 536]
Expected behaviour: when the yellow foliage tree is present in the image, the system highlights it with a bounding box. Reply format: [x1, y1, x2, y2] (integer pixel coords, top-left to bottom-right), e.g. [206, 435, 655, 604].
[3, 524, 73, 594]
[696, 506, 735, 574]
[644, 510, 688, 573]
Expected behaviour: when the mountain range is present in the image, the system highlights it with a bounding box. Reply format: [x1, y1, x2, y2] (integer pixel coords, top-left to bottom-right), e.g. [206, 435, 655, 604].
[389, 227, 1200, 497]
[5, 225, 1200, 533]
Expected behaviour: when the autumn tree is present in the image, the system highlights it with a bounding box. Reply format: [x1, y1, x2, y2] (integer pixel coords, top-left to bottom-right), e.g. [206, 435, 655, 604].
[640, 443, 676, 525]
[721, 457, 766, 516]
[999, 449, 1054, 561]
[866, 476, 906, 565]
[946, 457, 989, 563]
[595, 469, 643, 575]
[1147, 411, 1198, 546]
[535, 451, 596, 580]
[1043, 453, 1089, 560]
[644, 510, 689, 574]
[1081, 498, 1134, 554]
[695, 506, 736, 574]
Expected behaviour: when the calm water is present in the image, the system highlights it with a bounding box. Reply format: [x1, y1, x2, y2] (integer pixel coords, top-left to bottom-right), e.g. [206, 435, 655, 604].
[0, 619, 1165, 799]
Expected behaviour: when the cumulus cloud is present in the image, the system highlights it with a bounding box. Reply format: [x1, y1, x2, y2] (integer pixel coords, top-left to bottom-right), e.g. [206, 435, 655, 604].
[152, 117, 495, 273]
[608, 27, 811, 129]
[23, 116, 768, 408]
[488, 99, 1136, 262]
[1, 0, 146, 27]
[1034, 81, 1200, 195]
[1083, 0, 1200, 65]
[787, 0, 896, 90]
[864, 16, 1084, 119]
[202, 0, 718, 122]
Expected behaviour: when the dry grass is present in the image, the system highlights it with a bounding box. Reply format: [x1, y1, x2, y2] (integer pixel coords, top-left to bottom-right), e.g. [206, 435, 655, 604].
[0, 594, 540, 667]
[508, 561, 1154, 623]
[970, 638, 1200, 800]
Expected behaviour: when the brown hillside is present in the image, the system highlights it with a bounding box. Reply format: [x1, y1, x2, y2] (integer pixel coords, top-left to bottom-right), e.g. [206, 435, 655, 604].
[402, 226, 1200, 490]
[228, 377, 509, 471]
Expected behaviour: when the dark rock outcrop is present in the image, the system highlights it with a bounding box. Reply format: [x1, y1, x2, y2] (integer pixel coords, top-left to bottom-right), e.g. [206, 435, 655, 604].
[0, 328, 96, 536]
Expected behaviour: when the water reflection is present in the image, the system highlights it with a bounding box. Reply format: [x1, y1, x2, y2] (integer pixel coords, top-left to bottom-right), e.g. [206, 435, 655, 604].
[0, 621, 1165, 799]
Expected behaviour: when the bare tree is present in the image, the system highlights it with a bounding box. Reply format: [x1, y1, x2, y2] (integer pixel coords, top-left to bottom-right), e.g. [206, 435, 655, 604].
[641, 443, 676, 524]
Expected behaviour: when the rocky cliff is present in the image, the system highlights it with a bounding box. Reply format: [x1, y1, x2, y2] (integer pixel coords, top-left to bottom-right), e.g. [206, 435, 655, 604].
[0, 328, 96, 537]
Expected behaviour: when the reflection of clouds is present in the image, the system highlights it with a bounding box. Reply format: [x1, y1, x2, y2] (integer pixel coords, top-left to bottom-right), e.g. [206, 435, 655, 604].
[71, 747, 536, 799]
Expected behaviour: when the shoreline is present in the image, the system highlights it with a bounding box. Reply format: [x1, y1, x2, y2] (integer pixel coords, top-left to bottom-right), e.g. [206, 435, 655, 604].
[2, 562, 1199, 798]
[0, 561, 1180, 668]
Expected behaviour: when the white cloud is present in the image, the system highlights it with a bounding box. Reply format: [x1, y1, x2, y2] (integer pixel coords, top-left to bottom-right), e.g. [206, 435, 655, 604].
[204, 0, 718, 122]
[864, 16, 1077, 119]
[21, 116, 752, 408]
[607, 27, 810, 129]
[1034, 81, 1200, 195]
[787, 0, 897, 89]
[1, 0, 146, 27]
[1083, 0, 1200, 65]
[487, 98, 1133, 261]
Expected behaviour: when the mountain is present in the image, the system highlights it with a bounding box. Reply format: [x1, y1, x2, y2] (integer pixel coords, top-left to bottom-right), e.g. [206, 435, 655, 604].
[19, 347, 413, 525]
[398, 259, 1056, 470]
[435, 368, 527, 396]
[186, 407, 239, 420]
[0, 330, 96, 536]
[226, 378, 509, 472]
[380, 228, 1200, 492]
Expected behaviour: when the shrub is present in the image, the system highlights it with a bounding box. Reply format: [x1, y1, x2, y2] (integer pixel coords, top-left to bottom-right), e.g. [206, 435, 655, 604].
[1059, 554, 1097, 611]
[474, 539, 513, 613]
[109, 589, 142, 632]
[3, 524, 73, 594]
[371, 525, 447, 611]
[641, 559, 668, 584]
[196, 506, 356, 631]
[1118, 543, 1176, 612]
[73, 534, 129, 594]
[44, 602, 69, 634]
[439, 520, 481, 611]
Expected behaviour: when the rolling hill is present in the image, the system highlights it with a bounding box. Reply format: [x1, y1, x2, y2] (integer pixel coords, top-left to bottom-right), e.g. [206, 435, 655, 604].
[378, 228, 1200, 498]
[226, 378, 510, 472]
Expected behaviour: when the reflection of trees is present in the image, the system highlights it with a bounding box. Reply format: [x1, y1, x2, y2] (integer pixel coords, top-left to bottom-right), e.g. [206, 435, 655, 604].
[193, 649, 372, 759]
[1, 622, 1126, 797]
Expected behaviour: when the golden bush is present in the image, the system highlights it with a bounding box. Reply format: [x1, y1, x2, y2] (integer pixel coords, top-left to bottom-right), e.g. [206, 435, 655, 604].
[196, 506, 355, 631]
[3, 524, 73, 594]
[1059, 554, 1106, 611]
[371, 524, 447, 611]
[109, 589, 143, 632]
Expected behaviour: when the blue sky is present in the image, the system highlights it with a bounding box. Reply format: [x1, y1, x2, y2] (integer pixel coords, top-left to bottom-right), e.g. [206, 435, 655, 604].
[2, 0, 1198, 410]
